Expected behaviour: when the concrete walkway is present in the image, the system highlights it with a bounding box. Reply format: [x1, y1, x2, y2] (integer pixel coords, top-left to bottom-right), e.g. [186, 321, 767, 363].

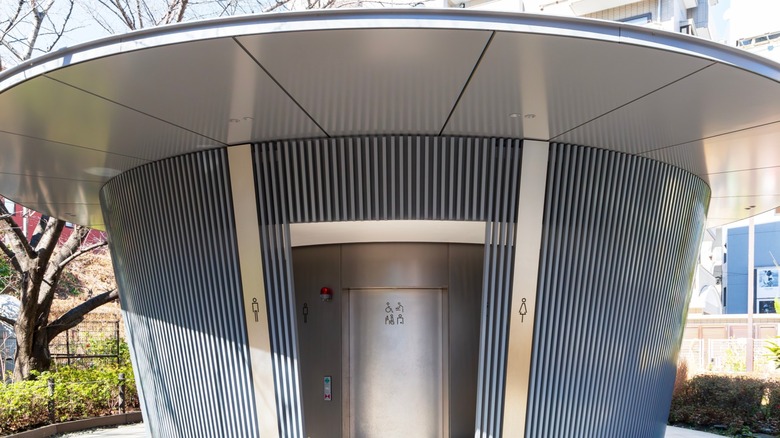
[665, 426, 723, 437]
[55, 423, 722, 437]
[54, 422, 146, 437]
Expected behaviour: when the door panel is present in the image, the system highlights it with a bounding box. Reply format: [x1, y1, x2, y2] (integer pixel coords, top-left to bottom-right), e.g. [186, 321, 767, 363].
[348, 288, 445, 438]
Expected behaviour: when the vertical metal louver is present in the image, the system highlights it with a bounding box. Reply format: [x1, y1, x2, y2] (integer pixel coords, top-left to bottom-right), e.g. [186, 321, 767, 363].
[524, 144, 709, 438]
[253, 146, 304, 438]
[100, 150, 258, 438]
[252, 135, 522, 438]
[475, 142, 522, 438]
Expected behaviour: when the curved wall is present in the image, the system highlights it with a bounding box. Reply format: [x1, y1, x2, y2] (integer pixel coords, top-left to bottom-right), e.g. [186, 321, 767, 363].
[100, 138, 709, 438]
[525, 144, 709, 437]
[101, 149, 259, 437]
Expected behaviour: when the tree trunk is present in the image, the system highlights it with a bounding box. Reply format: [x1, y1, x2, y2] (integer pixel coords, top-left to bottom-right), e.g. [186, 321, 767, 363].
[13, 323, 51, 381]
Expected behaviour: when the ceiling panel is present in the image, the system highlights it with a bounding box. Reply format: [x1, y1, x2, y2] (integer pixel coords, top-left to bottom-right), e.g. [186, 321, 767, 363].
[641, 121, 780, 177]
[0, 131, 147, 182]
[554, 63, 780, 153]
[42, 204, 104, 229]
[0, 77, 222, 161]
[237, 28, 492, 136]
[0, 173, 103, 216]
[444, 31, 713, 139]
[47, 37, 326, 145]
[707, 196, 780, 228]
[706, 167, 780, 198]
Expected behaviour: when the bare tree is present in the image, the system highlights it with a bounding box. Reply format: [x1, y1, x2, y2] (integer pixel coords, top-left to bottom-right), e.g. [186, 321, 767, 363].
[0, 205, 118, 381]
[84, 0, 429, 34]
[1, 1, 118, 382]
[85, 0, 190, 33]
[0, 0, 75, 70]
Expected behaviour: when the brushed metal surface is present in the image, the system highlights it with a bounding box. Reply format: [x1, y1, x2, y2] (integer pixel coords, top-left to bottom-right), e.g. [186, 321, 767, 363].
[524, 144, 709, 437]
[293, 243, 483, 437]
[236, 29, 491, 136]
[447, 244, 484, 436]
[641, 121, 780, 177]
[227, 145, 280, 438]
[348, 288, 445, 438]
[443, 31, 712, 140]
[48, 37, 325, 145]
[0, 77, 219, 161]
[100, 149, 259, 437]
[503, 141, 548, 436]
[293, 245, 344, 438]
[1, 11, 780, 227]
[341, 243, 449, 288]
[554, 63, 780, 154]
[0, 131, 148, 182]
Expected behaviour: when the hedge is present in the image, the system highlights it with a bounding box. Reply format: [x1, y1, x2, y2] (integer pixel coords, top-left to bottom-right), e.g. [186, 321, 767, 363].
[669, 373, 780, 435]
[0, 364, 139, 435]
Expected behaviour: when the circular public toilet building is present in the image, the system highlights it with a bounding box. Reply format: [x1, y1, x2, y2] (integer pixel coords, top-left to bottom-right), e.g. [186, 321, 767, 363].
[1, 9, 780, 438]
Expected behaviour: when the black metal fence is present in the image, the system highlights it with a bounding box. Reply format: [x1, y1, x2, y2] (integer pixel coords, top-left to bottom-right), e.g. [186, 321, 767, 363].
[50, 320, 123, 368]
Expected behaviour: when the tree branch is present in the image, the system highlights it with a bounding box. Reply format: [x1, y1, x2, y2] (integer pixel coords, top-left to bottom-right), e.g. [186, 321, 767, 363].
[0, 201, 35, 265]
[45, 289, 118, 340]
[43, 0, 74, 53]
[58, 240, 107, 270]
[0, 239, 22, 272]
[0, 314, 16, 327]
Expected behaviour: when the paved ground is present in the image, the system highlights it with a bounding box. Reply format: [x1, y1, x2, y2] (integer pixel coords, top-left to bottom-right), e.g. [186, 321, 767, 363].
[54, 422, 147, 437]
[55, 423, 723, 437]
[665, 426, 723, 437]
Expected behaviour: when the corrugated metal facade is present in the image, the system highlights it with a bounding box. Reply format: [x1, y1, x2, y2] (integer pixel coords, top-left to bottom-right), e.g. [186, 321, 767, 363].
[252, 135, 522, 437]
[101, 150, 259, 437]
[525, 144, 710, 437]
[99, 139, 708, 437]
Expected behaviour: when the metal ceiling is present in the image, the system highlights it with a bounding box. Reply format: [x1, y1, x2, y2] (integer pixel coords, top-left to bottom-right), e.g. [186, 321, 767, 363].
[1, 9, 779, 229]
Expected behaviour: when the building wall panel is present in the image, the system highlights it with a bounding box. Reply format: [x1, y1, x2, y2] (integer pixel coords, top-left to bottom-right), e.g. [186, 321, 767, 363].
[253, 135, 522, 437]
[101, 150, 259, 437]
[524, 144, 710, 437]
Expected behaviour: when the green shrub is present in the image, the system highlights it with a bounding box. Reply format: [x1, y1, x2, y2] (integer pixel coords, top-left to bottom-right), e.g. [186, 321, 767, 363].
[0, 363, 138, 434]
[670, 374, 780, 435]
[0, 378, 49, 433]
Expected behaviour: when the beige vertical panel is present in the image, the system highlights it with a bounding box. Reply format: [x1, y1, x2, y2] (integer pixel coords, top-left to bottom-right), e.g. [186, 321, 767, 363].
[228, 144, 280, 438]
[503, 140, 549, 436]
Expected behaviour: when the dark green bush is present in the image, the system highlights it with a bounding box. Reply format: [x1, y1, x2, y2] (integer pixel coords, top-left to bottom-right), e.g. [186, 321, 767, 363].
[0, 363, 138, 434]
[669, 374, 780, 435]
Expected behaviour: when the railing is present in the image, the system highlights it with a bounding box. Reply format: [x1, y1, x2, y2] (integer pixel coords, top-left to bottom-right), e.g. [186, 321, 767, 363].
[680, 338, 780, 374]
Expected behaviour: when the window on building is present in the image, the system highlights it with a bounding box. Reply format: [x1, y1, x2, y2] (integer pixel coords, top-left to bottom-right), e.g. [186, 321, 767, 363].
[3, 199, 14, 215]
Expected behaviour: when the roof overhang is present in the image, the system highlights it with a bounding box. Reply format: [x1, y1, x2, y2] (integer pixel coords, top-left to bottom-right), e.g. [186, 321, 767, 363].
[1, 9, 779, 230]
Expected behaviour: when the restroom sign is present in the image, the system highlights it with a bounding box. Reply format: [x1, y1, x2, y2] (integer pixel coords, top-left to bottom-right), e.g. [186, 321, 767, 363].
[384, 301, 406, 326]
[324, 376, 332, 401]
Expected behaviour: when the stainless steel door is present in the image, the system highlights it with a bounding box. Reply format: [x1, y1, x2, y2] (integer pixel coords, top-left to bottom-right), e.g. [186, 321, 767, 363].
[347, 288, 446, 438]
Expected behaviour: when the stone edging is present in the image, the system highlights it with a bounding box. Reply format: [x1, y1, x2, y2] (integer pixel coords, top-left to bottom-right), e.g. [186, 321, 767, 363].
[4, 411, 143, 438]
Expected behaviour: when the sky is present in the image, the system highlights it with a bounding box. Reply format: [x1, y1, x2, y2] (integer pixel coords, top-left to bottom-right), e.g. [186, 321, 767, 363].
[709, 0, 780, 45]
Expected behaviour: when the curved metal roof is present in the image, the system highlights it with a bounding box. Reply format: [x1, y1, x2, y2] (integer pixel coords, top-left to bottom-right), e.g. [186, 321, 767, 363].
[1, 9, 779, 229]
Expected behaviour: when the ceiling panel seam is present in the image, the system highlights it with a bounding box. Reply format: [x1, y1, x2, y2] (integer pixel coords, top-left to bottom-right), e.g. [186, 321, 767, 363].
[42, 76, 228, 149]
[549, 62, 717, 142]
[437, 31, 496, 137]
[0, 129, 152, 162]
[232, 37, 331, 139]
[0, 170, 109, 183]
[637, 119, 780, 157]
